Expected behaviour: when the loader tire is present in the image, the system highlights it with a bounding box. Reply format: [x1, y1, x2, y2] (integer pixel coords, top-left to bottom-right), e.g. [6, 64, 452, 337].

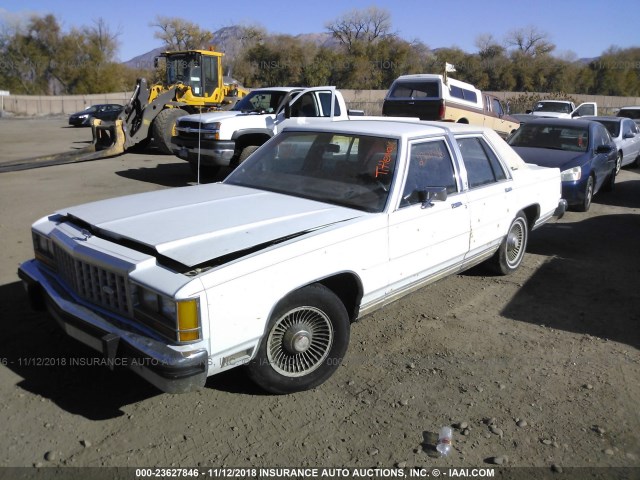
[152, 108, 187, 154]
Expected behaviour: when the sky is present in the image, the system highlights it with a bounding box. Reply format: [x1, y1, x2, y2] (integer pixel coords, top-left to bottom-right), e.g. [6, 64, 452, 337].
[1, 0, 637, 62]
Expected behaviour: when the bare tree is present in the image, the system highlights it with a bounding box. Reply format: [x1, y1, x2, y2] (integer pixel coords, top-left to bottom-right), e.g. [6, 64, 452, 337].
[505, 26, 555, 56]
[87, 18, 119, 59]
[151, 16, 214, 51]
[325, 6, 393, 52]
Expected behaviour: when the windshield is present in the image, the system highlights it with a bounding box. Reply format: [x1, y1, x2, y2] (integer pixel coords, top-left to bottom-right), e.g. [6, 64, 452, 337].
[533, 102, 572, 114]
[225, 131, 399, 213]
[165, 53, 201, 89]
[231, 90, 294, 113]
[508, 124, 589, 153]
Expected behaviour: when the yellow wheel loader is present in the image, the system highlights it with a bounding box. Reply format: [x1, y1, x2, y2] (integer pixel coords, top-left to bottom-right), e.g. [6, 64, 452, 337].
[40, 49, 247, 165]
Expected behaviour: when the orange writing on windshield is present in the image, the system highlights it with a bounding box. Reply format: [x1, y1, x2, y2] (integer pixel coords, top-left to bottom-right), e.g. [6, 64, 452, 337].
[375, 141, 396, 177]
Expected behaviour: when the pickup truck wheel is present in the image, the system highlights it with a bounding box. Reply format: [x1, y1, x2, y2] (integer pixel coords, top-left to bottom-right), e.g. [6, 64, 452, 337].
[152, 108, 187, 154]
[488, 211, 528, 275]
[238, 145, 260, 164]
[247, 284, 350, 394]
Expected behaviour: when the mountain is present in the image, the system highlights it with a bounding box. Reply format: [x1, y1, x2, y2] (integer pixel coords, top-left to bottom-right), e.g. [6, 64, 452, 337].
[122, 26, 337, 69]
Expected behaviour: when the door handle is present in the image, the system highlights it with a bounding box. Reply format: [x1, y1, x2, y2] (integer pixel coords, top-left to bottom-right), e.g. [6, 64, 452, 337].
[451, 202, 463, 209]
[505, 187, 513, 193]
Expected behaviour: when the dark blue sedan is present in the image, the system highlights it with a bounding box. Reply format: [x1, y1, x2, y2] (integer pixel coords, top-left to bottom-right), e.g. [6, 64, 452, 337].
[508, 118, 617, 211]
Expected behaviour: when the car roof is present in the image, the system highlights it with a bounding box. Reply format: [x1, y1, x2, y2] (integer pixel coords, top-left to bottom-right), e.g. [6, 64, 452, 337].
[582, 116, 623, 122]
[282, 119, 487, 139]
[250, 87, 304, 93]
[519, 117, 595, 127]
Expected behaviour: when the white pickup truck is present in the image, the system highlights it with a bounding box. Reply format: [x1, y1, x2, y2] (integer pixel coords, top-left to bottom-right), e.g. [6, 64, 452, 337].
[529, 100, 597, 119]
[19, 120, 566, 394]
[171, 86, 361, 175]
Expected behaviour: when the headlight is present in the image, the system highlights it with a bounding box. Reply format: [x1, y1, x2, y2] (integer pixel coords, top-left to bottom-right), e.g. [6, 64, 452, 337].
[33, 231, 55, 267]
[133, 286, 201, 343]
[78, 114, 89, 119]
[560, 166, 582, 182]
[201, 122, 220, 140]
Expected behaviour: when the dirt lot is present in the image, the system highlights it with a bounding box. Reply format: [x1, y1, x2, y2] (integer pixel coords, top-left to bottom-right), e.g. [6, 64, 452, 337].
[0, 116, 638, 479]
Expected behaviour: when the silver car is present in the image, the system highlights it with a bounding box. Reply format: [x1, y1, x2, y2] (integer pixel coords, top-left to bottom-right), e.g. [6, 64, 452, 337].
[585, 116, 640, 174]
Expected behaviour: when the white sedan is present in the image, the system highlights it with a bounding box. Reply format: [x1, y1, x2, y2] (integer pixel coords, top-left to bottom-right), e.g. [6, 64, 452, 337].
[585, 116, 640, 173]
[19, 120, 566, 394]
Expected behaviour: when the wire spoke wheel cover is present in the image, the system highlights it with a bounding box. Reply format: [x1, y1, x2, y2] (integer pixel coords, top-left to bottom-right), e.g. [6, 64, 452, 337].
[506, 217, 526, 268]
[247, 284, 350, 394]
[267, 306, 334, 377]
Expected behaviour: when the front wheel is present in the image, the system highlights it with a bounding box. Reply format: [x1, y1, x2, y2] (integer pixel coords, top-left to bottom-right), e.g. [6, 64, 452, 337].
[487, 211, 529, 275]
[152, 108, 188, 154]
[246, 284, 350, 394]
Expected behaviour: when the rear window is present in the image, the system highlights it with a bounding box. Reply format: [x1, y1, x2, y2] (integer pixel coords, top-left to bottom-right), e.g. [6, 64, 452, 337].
[617, 108, 640, 120]
[388, 81, 439, 99]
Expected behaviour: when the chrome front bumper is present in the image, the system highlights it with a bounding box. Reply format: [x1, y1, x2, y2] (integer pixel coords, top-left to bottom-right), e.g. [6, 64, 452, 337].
[17, 259, 208, 394]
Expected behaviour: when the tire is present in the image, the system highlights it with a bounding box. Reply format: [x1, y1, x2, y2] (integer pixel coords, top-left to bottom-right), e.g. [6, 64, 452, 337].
[152, 108, 187, 154]
[615, 152, 622, 175]
[602, 167, 616, 193]
[238, 145, 260, 164]
[246, 284, 350, 394]
[488, 211, 528, 275]
[575, 175, 594, 212]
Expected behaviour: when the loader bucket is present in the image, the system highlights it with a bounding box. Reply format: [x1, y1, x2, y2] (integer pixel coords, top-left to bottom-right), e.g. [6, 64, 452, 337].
[0, 119, 127, 172]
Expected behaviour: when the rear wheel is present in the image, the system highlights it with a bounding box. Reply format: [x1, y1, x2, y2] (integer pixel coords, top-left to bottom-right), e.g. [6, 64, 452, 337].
[487, 211, 528, 275]
[246, 284, 350, 394]
[152, 108, 187, 154]
[575, 175, 594, 212]
[615, 151, 622, 175]
[602, 167, 616, 193]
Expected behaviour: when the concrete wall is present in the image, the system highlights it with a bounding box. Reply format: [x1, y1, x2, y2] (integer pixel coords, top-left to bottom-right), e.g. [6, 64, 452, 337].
[1, 92, 132, 116]
[2, 89, 639, 117]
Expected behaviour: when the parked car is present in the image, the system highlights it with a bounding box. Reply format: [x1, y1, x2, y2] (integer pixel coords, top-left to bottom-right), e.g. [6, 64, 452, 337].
[529, 100, 597, 119]
[508, 118, 617, 212]
[19, 120, 565, 394]
[583, 116, 640, 173]
[68, 104, 123, 127]
[382, 74, 520, 139]
[616, 106, 640, 126]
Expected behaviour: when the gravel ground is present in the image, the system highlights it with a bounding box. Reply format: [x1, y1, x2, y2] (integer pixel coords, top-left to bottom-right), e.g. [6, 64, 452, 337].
[0, 116, 638, 480]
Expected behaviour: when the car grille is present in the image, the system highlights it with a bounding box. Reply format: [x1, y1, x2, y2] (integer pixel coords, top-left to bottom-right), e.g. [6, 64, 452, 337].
[175, 120, 204, 140]
[53, 244, 132, 317]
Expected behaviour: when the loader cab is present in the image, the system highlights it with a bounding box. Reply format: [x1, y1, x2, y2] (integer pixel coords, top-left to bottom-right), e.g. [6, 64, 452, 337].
[156, 50, 225, 103]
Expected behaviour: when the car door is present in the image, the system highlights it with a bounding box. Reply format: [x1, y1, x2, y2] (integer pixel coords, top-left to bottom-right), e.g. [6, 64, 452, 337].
[456, 135, 513, 262]
[572, 102, 598, 118]
[489, 97, 511, 138]
[591, 123, 616, 190]
[272, 87, 338, 134]
[387, 138, 471, 296]
[622, 119, 640, 164]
